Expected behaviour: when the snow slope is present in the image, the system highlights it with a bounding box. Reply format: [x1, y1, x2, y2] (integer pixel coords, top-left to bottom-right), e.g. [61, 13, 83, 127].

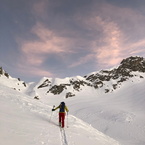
[37, 73, 145, 145]
[0, 84, 120, 145]
[1, 66, 145, 145]
[66, 75, 145, 145]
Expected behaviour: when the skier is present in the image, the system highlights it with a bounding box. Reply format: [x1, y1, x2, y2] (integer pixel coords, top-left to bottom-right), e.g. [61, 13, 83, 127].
[52, 102, 69, 128]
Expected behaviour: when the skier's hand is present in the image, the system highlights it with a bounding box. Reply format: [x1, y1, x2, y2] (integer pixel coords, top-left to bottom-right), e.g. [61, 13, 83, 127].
[52, 109, 55, 111]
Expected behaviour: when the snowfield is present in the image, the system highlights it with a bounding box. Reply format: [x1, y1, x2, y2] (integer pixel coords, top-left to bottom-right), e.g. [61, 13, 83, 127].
[0, 84, 120, 145]
[0, 71, 145, 145]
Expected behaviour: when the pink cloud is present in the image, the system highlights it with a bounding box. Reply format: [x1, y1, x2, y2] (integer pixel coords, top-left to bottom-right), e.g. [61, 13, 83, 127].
[17, 22, 74, 67]
[73, 6, 125, 68]
[87, 3, 145, 69]
[88, 16, 124, 67]
[16, 22, 76, 77]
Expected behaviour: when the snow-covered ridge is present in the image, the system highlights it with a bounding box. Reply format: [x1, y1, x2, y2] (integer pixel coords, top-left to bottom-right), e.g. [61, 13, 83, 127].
[26, 56, 145, 98]
[1, 56, 145, 99]
[0, 67, 27, 92]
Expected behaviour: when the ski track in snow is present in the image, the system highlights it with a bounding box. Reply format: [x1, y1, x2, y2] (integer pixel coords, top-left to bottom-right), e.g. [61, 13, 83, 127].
[60, 128, 68, 145]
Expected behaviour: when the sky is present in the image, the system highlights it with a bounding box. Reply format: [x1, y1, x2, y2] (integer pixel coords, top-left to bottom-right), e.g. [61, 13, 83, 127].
[1, 0, 145, 82]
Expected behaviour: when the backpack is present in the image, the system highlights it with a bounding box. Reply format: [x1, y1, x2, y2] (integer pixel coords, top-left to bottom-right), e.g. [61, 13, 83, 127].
[59, 102, 65, 112]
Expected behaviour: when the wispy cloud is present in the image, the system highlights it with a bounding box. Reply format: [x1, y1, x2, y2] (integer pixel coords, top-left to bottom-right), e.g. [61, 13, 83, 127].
[20, 22, 73, 64]
[16, 22, 75, 77]
[92, 16, 124, 67]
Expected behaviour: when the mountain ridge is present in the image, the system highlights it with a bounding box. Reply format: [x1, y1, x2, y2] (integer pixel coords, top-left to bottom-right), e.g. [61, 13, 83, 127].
[0, 56, 145, 99]
[29, 56, 145, 99]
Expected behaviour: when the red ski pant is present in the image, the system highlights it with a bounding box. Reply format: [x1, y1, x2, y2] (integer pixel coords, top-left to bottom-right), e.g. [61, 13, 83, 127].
[59, 113, 65, 128]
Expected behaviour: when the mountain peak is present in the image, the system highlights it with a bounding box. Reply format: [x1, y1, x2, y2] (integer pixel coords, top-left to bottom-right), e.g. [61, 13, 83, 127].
[120, 56, 145, 72]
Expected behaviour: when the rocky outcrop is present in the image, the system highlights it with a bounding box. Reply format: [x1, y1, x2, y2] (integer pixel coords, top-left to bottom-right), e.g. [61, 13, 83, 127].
[66, 92, 75, 98]
[47, 84, 70, 95]
[0, 67, 9, 78]
[38, 79, 51, 89]
[120, 56, 145, 72]
[69, 79, 92, 91]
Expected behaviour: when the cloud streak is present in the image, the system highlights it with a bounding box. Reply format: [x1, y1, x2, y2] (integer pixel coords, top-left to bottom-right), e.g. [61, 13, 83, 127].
[93, 16, 124, 67]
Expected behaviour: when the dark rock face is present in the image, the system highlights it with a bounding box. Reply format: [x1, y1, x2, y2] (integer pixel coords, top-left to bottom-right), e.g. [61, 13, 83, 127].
[120, 56, 145, 72]
[34, 96, 39, 100]
[47, 84, 69, 95]
[69, 79, 91, 91]
[38, 79, 51, 89]
[66, 92, 75, 98]
[22, 82, 27, 87]
[0, 67, 9, 78]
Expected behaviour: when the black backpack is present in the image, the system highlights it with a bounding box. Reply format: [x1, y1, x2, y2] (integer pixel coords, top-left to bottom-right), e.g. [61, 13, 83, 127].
[59, 102, 65, 112]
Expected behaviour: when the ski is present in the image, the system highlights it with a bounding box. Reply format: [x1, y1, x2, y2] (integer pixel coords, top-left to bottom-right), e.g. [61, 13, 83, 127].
[59, 126, 68, 145]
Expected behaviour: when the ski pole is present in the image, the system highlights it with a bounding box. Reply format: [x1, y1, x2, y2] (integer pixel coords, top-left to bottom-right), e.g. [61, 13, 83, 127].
[49, 105, 55, 122]
[67, 112, 69, 128]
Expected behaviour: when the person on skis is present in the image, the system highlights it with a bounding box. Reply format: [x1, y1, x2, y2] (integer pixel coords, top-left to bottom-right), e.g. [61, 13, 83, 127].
[52, 102, 69, 128]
